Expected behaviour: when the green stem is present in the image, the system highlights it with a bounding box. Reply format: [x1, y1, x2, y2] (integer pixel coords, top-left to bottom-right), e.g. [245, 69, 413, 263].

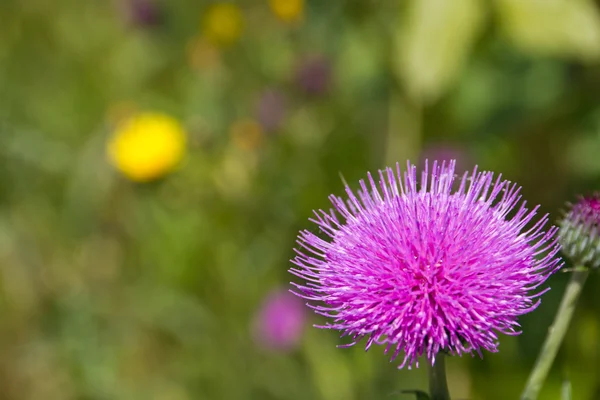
[520, 268, 589, 400]
[428, 352, 451, 400]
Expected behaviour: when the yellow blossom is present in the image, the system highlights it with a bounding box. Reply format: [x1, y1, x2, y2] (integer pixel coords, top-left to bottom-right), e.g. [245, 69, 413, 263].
[202, 4, 243, 46]
[269, 0, 304, 23]
[107, 112, 186, 182]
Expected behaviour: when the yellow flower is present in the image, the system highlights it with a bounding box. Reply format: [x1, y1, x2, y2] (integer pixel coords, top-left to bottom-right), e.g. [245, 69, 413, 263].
[202, 4, 243, 46]
[269, 0, 304, 23]
[107, 112, 186, 182]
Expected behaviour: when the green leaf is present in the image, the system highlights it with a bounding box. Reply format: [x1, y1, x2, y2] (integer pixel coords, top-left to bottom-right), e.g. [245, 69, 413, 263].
[394, 0, 484, 103]
[496, 0, 600, 61]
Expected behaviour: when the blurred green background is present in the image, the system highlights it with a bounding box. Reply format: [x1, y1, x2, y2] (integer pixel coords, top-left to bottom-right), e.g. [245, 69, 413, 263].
[1, 0, 600, 399]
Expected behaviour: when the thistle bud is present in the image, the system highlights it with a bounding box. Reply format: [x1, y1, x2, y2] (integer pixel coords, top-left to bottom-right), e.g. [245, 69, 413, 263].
[559, 193, 600, 269]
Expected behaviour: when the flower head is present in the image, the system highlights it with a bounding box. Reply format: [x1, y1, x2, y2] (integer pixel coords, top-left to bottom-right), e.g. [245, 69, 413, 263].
[290, 161, 562, 368]
[559, 193, 600, 268]
[107, 112, 186, 182]
[202, 3, 243, 47]
[252, 289, 306, 351]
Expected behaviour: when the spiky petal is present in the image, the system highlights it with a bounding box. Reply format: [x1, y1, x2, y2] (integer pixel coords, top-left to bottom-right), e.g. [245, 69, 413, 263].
[559, 193, 600, 269]
[290, 160, 562, 369]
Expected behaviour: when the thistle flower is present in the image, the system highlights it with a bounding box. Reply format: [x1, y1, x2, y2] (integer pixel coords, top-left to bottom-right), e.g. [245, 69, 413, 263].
[290, 160, 562, 368]
[252, 289, 306, 351]
[559, 193, 600, 268]
[521, 193, 598, 399]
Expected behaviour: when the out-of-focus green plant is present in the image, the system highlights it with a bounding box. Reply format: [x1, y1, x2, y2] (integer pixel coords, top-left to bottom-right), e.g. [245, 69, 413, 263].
[0, 0, 600, 399]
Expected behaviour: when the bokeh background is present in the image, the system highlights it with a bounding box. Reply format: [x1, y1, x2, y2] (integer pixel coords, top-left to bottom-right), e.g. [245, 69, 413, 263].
[1, 0, 600, 399]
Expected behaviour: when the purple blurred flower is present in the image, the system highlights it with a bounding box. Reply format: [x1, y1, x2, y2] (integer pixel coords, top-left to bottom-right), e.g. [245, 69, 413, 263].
[559, 193, 600, 268]
[290, 160, 562, 369]
[256, 89, 287, 132]
[124, 0, 161, 27]
[295, 56, 331, 95]
[253, 289, 306, 351]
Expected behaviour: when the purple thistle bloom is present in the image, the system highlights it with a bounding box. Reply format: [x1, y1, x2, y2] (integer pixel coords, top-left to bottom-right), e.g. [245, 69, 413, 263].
[252, 289, 306, 351]
[290, 160, 562, 369]
[559, 193, 600, 268]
